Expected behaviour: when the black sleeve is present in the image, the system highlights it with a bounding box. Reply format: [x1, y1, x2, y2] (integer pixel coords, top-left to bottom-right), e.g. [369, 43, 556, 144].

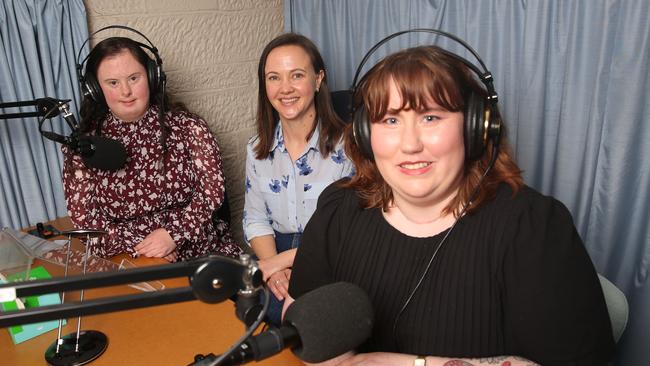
[501, 191, 615, 365]
[289, 181, 349, 299]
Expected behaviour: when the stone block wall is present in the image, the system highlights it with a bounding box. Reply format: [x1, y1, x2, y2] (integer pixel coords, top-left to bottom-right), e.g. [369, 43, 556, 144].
[83, 0, 285, 244]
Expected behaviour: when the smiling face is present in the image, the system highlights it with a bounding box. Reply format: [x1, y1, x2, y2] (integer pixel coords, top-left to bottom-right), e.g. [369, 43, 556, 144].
[370, 79, 466, 209]
[96, 49, 150, 122]
[264, 45, 324, 125]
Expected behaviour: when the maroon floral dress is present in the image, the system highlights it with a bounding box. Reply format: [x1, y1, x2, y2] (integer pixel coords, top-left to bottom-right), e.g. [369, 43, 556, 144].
[62, 107, 242, 261]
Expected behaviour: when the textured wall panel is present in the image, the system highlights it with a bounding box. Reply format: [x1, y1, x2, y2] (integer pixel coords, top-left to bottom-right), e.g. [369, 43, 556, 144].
[165, 61, 257, 94]
[144, 13, 284, 70]
[86, 0, 281, 16]
[218, 128, 258, 245]
[85, 0, 146, 16]
[145, 0, 282, 12]
[178, 89, 257, 133]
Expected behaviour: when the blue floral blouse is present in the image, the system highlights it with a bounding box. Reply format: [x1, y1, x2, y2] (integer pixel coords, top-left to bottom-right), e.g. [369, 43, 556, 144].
[243, 122, 355, 244]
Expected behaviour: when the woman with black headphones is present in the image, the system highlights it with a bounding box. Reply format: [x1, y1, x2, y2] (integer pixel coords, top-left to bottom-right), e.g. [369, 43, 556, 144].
[286, 42, 614, 365]
[62, 31, 242, 262]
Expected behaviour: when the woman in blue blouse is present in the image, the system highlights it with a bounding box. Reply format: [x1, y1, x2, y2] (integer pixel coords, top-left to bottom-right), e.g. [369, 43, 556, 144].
[243, 33, 354, 325]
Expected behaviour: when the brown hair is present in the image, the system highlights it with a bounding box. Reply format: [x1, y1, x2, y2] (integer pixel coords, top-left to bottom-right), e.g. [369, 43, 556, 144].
[343, 46, 523, 216]
[254, 33, 346, 159]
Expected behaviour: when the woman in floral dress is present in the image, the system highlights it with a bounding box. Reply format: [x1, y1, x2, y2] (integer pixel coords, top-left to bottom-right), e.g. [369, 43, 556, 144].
[62, 36, 241, 262]
[243, 33, 354, 324]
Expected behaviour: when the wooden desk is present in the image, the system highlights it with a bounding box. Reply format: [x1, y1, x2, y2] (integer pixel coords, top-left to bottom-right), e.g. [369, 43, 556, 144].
[1, 217, 302, 365]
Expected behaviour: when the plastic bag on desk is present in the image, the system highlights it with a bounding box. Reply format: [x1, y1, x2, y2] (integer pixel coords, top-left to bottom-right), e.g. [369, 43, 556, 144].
[118, 259, 165, 292]
[39, 244, 119, 273]
[0, 228, 33, 274]
[40, 249, 165, 292]
[40, 247, 166, 292]
[1, 228, 163, 292]
[1, 227, 64, 261]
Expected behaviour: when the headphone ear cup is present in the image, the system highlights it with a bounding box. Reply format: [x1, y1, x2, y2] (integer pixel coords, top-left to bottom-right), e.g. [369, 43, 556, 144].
[146, 59, 159, 93]
[83, 70, 105, 106]
[487, 108, 502, 150]
[464, 92, 487, 162]
[352, 106, 374, 159]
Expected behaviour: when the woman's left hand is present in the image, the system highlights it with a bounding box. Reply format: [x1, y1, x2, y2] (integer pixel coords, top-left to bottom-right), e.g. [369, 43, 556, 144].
[266, 268, 291, 301]
[134, 228, 176, 258]
[337, 352, 413, 366]
[163, 250, 179, 262]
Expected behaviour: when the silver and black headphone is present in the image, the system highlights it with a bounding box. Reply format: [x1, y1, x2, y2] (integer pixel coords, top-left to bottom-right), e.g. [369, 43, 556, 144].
[350, 28, 502, 162]
[75, 25, 166, 106]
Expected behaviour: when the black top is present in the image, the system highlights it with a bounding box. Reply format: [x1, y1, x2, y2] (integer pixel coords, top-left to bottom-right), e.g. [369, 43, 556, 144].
[289, 181, 615, 365]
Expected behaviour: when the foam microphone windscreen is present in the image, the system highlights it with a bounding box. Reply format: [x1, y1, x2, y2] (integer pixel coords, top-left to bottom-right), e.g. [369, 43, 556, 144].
[81, 135, 127, 171]
[283, 282, 374, 363]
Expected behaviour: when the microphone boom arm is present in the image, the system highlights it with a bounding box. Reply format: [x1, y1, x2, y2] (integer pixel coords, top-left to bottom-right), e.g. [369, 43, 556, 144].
[0, 255, 262, 329]
[0, 98, 71, 120]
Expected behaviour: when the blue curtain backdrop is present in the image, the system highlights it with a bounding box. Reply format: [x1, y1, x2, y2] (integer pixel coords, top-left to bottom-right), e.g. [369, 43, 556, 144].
[285, 0, 649, 364]
[0, 0, 88, 229]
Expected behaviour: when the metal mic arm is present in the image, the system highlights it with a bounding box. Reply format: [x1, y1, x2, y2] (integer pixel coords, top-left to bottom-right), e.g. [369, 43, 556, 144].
[0, 254, 263, 328]
[56, 101, 79, 130]
[0, 97, 71, 120]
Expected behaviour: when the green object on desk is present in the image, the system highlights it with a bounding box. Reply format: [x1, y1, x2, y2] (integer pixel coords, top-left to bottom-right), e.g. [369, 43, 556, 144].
[0, 266, 65, 344]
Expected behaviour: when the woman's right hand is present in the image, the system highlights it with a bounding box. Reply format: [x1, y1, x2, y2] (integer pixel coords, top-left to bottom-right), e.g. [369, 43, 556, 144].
[266, 268, 292, 301]
[257, 254, 289, 281]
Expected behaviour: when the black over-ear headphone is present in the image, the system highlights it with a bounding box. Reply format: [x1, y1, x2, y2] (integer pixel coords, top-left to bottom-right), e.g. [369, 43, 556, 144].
[351, 29, 502, 162]
[76, 25, 166, 106]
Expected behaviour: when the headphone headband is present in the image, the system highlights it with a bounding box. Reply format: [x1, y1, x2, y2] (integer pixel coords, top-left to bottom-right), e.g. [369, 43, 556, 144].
[351, 28, 497, 102]
[76, 25, 162, 73]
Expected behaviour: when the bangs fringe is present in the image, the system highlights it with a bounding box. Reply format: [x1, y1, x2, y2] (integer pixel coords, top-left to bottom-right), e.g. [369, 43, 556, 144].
[363, 48, 466, 124]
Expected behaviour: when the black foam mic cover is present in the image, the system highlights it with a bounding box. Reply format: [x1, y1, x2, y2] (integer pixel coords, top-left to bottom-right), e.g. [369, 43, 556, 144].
[79, 135, 127, 171]
[284, 282, 374, 363]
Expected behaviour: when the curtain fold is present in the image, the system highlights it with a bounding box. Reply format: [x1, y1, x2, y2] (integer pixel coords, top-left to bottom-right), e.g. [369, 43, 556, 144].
[0, 0, 88, 229]
[286, 0, 650, 364]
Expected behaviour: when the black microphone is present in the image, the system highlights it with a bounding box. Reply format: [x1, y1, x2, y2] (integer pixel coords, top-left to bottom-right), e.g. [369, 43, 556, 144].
[207, 282, 374, 365]
[41, 131, 127, 171]
[78, 135, 127, 171]
[59, 107, 126, 171]
[37, 100, 127, 171]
